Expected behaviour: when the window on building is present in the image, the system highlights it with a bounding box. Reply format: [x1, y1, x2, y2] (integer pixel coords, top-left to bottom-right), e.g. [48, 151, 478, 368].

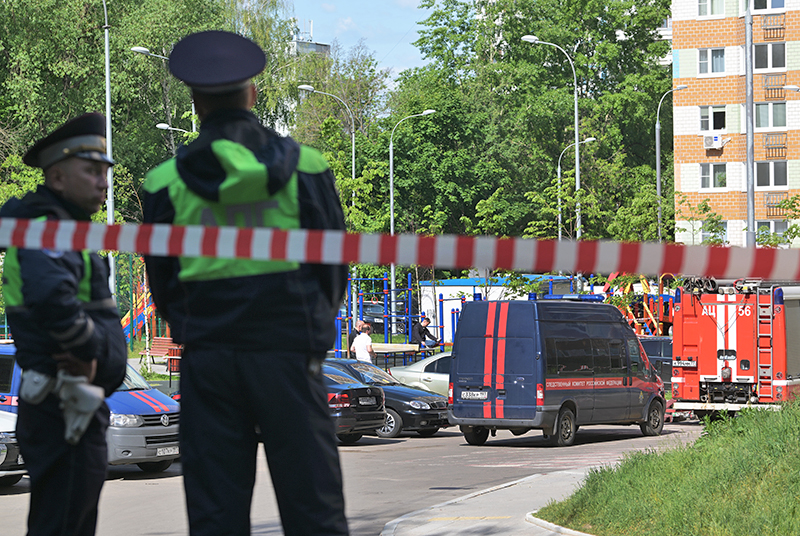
[756, 220, 788, 237]
[756, 161, 788, 187]
[702, 221, 728, 244]
[701, 163, 727, 188]
[699, 0, 724, 16]
[754, 43, 785, 70]
[756, 102, 786, 128]
[700, 106, 726, 131]
[753, 0, 785, 9]
[699, 48, 725, 74]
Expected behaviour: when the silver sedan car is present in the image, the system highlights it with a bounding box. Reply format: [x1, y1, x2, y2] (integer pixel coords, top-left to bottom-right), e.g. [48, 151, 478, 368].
[388, 352, 451, 397]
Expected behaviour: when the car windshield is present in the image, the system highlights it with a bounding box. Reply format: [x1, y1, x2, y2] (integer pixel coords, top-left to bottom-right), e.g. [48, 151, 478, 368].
[640, 339, 661, 358]
[344, 362, 398, 386]
[322, 365, 361, 386]
[116, 364, 152, 392]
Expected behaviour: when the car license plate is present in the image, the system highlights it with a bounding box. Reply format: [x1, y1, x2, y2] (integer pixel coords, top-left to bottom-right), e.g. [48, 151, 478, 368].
[439, 412, 449, 419]
[157, 446, 179, 457]
[359, 397, 377, 406]
[461, 390, 488, 400]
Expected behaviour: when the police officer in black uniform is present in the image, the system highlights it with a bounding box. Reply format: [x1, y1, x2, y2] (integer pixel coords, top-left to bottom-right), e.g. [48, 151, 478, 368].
[0, 113, 127, 536]
[142, 31, 349, 536]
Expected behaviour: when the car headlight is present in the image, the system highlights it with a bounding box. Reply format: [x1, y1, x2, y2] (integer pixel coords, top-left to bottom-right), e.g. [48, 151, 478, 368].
[409, 400, 431, 410]
[110, 414, 144, 427]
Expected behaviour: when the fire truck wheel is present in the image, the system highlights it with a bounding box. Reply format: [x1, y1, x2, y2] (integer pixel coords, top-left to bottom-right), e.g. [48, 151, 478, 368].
[640, 400, 665, 436]
[555, 407, 576, 447]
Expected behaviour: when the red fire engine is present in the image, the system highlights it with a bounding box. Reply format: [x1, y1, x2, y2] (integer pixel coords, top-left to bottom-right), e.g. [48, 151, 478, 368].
[672, 278, 800, 419]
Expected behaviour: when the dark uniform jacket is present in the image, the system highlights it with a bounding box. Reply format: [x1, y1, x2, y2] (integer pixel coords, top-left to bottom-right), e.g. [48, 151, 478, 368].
[143, 108, 348, 352]
[411, 322, 437, 346]
[0, 185, 127, 396]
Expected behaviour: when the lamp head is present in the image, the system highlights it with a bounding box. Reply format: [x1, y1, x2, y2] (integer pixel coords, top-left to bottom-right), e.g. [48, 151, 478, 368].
[585, 137, 597, 143]
[131, 46, 151, 55]
[422, 109, 436, 116]
[676, 84, 688, 91]
[784, 85, 800, 92]
[156, 123, 170, 130]
[521, 35, 540, 44]
[298, 84, 316, 93]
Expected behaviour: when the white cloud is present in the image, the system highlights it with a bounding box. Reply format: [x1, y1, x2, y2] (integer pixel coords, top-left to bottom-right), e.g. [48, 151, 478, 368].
[337, 16, 356, 33]
[321, 3, 336, 12]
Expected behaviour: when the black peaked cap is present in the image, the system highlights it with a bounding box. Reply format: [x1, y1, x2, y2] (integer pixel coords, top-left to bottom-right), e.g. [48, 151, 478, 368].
[169, 30, 266, 93]
[23, 112, 113, 169]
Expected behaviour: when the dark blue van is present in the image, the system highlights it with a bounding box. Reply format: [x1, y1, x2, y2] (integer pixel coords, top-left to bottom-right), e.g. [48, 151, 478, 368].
[0, 341, 180, 472]
[448, 300, 666, 446]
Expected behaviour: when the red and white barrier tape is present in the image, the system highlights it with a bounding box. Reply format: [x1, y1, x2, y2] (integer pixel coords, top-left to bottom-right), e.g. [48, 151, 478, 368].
[0, 217, 797, 279]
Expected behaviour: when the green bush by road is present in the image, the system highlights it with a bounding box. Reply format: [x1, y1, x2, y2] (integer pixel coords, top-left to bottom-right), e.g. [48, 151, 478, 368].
[537, 402, 800, 536]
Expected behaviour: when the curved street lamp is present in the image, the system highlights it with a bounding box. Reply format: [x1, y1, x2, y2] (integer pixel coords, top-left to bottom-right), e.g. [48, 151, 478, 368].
[132, 46, 196, 132]
[522, 35, 582, 239]
[298, 85, 355, 202]
[558, 137, 596, 241]
[389, 110, 436, 332]
[156, 123, 189, 133]
[656, 84, 688, 242]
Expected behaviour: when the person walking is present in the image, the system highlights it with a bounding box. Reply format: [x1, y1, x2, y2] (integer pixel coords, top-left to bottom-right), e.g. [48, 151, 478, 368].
[0, 113, 127, 536]
[142, 31, 349, 536]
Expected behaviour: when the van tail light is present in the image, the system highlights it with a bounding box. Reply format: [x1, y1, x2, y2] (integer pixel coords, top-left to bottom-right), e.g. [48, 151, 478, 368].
[721, 362, 732, 381]
[536, 384, 544, 406]
[448, 383, 453, 405]
[328, 393, 350, 409]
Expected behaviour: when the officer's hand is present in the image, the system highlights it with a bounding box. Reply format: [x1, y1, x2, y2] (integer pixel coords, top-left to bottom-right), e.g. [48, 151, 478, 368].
[53, 352, 97, 382]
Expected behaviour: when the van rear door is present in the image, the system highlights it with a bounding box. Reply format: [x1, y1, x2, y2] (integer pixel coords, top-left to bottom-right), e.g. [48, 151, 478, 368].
[451, 301, 539, 421]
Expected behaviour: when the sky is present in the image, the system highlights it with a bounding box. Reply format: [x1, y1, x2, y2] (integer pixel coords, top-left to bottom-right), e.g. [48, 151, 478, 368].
[289, 0, 433, 80]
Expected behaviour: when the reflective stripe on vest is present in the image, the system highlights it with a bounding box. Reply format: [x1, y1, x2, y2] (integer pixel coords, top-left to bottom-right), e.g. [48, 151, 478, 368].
[3, 247, 94, 307]
[144, 138, 311, 282]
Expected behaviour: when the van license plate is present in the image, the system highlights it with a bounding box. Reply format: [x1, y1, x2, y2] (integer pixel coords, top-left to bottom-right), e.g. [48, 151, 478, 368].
[157, 446, 179, 457]
[359, 397, 377, 406]
[461, 391, 488, 400]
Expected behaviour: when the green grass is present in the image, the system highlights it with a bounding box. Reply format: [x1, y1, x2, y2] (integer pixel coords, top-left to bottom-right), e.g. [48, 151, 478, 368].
[537, 402, 800, 536]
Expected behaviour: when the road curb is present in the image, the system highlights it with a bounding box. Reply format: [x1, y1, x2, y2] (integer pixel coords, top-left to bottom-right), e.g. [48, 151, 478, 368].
[525, 512, 597, 535]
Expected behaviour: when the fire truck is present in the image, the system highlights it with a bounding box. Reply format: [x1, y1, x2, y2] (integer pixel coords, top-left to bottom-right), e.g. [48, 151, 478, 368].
[672, 278, 800, 419]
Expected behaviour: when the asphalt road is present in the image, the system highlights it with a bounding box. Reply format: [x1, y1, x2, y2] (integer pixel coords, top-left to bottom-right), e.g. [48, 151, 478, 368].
[0, 422, 702, 535]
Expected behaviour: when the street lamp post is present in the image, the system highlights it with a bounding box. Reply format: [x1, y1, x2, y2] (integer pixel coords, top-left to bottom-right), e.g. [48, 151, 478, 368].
[557, 137, 596, 240]
[102, 0, 115, 296]
[522, 35, 582, 238]
[156, 123, 189, 155]
[389, 110, 435, 333]
[298, 85, 355, 203]
[132, 46, 196, 132]
[656, 84, 688, 242]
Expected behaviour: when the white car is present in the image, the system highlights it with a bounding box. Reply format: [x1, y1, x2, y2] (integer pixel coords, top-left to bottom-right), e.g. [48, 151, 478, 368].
[388, 352, 451, 397]
[0, 410, 26, 487]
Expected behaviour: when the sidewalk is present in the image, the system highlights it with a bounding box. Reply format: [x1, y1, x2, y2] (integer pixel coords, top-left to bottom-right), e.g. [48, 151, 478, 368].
[382, 468, 594, 536]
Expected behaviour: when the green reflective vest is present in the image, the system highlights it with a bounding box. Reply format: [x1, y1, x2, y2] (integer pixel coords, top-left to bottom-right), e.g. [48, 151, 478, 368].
[144, 138, 324, 282]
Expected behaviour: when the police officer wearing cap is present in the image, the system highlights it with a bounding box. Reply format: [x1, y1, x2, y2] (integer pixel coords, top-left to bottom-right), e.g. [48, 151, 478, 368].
[142, 31, 349, 535]
[0, 113, 127, 536]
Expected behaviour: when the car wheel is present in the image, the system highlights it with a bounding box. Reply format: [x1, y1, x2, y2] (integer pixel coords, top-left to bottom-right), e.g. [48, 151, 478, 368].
[640, 400, 665, 436]
[136, 460, 173, 473]
[555, 407, 576, 447]
[377, 409, 403, 438]
[461, 425, 489, 446]
[416, 427, 439, 437]
[336, 433, 362, 445]
[0, 474, 23, 487]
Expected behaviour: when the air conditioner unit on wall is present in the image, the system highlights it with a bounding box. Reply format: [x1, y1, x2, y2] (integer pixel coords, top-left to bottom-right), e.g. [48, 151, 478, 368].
[703, 135, 723, 150]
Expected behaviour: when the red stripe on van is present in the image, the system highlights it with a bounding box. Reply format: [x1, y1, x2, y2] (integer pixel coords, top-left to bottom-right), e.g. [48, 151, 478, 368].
[484, 302, 497, 387]
[483, 400, 492, 418]
[138, 391, 170, 412]
[496, 302, 508, 389]
[496, 399, 504, 418]
[130, 391, 163, 413]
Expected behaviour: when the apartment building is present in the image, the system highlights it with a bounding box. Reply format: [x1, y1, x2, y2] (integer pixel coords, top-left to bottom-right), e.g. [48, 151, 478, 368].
[672, 0, 799, 247]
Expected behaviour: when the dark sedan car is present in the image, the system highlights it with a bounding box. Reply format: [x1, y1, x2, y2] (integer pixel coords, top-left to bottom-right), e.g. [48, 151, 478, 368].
[321, 364, 386, 445]
[325, 359, 450, 438]
[639, 335, 673, 390]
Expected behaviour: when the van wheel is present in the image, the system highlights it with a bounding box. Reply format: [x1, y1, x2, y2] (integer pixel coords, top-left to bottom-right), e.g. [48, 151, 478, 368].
[640, 400, 665, 436]
[137, 460, 173, 473]
[337, 433, 362, 445]
[377, 409, 403, 438]
[555, 408, 576, 447]
[461, 425, 489, 446]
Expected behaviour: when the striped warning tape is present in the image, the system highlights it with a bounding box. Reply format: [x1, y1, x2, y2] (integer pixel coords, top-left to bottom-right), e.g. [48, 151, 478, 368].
[0, 217, 796, 279]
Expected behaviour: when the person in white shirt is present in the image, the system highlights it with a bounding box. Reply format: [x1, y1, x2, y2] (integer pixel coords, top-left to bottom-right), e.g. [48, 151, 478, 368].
[350, 324, 376, 363]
